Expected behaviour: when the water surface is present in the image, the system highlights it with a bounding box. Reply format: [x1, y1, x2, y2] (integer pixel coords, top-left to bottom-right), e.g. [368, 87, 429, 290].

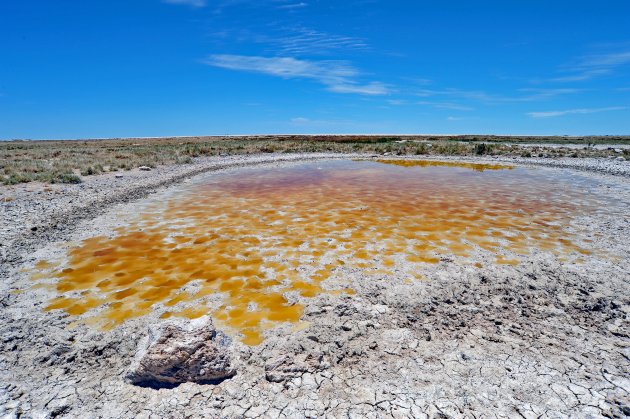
[33, 160, 614, 344]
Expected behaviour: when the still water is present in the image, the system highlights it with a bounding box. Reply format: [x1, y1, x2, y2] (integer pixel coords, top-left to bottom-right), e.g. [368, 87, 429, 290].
[33, 160, 614, 345]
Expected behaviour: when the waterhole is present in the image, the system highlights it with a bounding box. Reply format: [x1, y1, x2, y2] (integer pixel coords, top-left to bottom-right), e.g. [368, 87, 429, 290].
[32, 160, 614, 345]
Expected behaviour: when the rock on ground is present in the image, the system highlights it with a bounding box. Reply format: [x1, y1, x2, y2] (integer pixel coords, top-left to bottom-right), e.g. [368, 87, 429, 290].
[125, 316, 235, 387]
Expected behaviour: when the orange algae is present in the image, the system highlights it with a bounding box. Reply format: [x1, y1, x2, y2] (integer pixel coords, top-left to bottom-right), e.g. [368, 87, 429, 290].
[33, 159, 601, 345]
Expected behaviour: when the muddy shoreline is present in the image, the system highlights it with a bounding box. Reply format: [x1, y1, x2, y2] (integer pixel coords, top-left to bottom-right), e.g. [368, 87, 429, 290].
[1, 153, 629, 418]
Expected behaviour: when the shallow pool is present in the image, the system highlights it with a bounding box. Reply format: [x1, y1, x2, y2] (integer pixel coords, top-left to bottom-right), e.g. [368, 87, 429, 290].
[32, 159, 617, 344]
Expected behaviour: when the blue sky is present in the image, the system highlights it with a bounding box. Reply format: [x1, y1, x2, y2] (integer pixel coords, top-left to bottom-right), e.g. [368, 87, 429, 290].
[1, 0, 630, 139]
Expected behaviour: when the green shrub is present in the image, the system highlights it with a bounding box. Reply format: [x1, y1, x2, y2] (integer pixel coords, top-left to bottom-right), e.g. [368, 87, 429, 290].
[473, 143, 494, 155]
[414, 144, 430, 155]
[3, 173, 34, 185]
[53, 173, 82, 184]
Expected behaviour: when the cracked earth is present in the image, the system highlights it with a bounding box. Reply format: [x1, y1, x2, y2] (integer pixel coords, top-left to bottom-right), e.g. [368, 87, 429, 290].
[1, 155, 629, 418]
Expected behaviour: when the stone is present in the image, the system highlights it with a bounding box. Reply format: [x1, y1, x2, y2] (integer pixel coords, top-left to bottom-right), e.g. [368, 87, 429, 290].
[115, 174, 124, 179]
[138, 166, 152, 171]
[125, 316, 235, 387]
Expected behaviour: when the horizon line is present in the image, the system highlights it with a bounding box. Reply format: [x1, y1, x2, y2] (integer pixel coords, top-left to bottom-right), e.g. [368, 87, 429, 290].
[3, 133, 630, 142]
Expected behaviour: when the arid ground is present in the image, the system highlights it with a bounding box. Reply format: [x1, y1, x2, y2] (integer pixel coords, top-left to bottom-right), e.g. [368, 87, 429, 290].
[1, 139, 629, 418]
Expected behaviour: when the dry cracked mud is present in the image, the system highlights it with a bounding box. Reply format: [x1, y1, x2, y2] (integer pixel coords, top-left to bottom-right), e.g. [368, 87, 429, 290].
[1, 154, 629, 418]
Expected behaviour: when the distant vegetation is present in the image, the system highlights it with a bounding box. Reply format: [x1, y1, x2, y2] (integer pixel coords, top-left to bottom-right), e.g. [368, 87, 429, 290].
[1, 135, 629, 185]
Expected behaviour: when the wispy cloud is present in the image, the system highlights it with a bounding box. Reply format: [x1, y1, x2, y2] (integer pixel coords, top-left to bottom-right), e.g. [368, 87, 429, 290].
[204, 54, 390, 95]
[386, 99, 408, 106]
[163, 0, 206, 7]
[527, 106, 626, 118]
[328, 82, 389, 95]
[221, 26, 369, 56]
[549, 49, 630, 82]
[416, 101, 474, 111]
[206, 54, 354, 81]
[549, 69, 610, 82]
[405, 77, 433, 86]
[202, 0, 311, 14]
[387, 98, 473, 111]
[576, 51, 630, 69]
[273, 26, 368, 55]
[415, 87, 580, 103]
[276, 2, 308, 10]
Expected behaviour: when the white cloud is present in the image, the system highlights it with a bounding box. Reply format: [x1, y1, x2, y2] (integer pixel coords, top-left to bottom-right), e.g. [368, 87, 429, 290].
[205, 54, 390, 95]
[163, 0, 206, 7]
[527, 106, 626, 118]
[206, 54, 355, 80]
[327, 82, 389, 95]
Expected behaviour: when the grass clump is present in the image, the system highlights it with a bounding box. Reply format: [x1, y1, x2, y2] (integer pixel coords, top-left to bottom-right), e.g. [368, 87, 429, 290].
[80, 164, 104, 176]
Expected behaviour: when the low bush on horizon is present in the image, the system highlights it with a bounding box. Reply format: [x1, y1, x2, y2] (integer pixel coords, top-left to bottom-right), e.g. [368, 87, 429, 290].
[1, 136, 626, 185]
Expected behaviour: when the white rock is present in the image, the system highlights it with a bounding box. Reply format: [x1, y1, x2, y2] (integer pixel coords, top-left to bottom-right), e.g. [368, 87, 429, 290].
[125, 316, 235, 387]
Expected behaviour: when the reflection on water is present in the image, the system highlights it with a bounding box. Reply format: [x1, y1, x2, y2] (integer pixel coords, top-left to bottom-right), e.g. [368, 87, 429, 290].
[32, 160, 608, 345]
[374, 159, 513, 171]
